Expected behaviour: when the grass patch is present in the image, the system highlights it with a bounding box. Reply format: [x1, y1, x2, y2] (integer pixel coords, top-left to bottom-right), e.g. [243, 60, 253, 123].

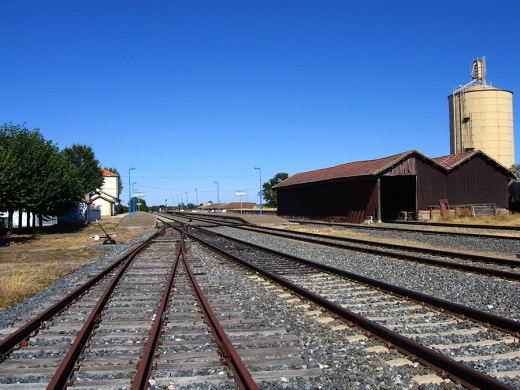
[0, 247, 108, 310]
[0, 215, 153, 312]
[438, 213, 520, 226]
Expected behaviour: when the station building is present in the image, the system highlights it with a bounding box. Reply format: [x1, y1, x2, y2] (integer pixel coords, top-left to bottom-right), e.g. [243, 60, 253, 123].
[273, 150, 515, 222]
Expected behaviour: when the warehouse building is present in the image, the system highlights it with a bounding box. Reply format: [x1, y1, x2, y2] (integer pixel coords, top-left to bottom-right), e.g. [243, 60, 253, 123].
[273, 150, 515, 222]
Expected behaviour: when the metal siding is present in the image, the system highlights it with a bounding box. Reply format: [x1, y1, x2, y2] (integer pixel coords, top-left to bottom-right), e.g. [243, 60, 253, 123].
[276, 152, 511, 220]
[416, 155, 509, 208]
[416, 158, 448, 209]
[382, 157, 417, 176]
[277, 178, 377, 218]
[445, 157, 509, 207]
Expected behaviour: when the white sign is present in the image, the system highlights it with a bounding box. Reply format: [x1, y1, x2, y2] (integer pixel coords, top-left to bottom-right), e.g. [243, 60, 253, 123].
[235, 191, 247, 196]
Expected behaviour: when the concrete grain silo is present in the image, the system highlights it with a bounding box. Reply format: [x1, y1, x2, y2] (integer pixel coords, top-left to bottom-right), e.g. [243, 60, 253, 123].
[448, 57, 515, 168]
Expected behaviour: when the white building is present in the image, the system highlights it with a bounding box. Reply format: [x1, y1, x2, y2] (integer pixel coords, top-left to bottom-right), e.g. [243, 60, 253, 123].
[90, 169, 120, 217]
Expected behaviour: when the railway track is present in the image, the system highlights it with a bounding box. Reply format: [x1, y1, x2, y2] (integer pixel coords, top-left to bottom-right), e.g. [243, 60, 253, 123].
[159, 212, 520, 281]
[236, 224, 520, 281]
[291, 217, 520, 236]
[0, 226, 321, 389]
[179, 222, 520, 389]
[2, 212, 519, 388]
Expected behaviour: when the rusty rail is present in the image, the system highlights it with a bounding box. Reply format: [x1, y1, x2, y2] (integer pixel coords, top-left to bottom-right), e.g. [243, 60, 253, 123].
[130, 232, 257, 389]
[207, 229, 520, 336]
[189, 227, 516, 390]
[131, 236, 182, 389]
[46, 230, 163, 389]
[0, 230, 161, 361]
[239, 225, 520, 276]
[180, 234, 258, 390]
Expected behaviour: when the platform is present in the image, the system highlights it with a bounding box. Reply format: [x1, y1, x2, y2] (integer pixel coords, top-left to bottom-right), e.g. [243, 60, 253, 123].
[118, 211, 158, 228]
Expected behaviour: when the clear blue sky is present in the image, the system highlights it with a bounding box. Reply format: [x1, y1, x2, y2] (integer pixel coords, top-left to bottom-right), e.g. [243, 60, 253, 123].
[2, 1, 519, 207]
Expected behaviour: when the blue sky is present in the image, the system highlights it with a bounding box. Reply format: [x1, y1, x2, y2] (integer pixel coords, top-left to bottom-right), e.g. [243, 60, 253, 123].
[2, 1, 519, 207]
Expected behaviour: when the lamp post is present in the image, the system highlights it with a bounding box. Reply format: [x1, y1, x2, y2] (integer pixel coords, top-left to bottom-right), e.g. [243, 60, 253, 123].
[172, 197, 175, 211]
[185, 192, 188, 212]
[194, 188, 198, 212]
[180, 193, 184, 211]
[214, 181, 220, 213]
[255, 167, 262, 215]
[176, 195, 179, 211]
[128, 167, 135, 217]
[132, 182, 137, 213]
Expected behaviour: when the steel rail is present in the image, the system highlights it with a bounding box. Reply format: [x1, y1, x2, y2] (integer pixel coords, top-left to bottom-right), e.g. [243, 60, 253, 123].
[290, 218, 520, 239]
[141, 224, 258, 389]
[196, 227, 520, 335]
[235, 225, 520, 281]
[47, 229, 163, 389]
[157, 213, 519, 269]
[241, 224, 520, 267]
[391, 219, 520, 232]
[188, 228, 515, 390]
[178, 232, 258, 389]
[132, 235, 182, 389]
[0, 230, 162, 361]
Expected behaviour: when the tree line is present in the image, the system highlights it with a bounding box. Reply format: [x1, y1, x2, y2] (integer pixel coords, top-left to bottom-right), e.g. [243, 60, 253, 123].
[0, 123, 106, 228]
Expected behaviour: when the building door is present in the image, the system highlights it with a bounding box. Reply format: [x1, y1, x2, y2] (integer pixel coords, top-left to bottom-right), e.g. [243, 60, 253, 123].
[380, 175, 416, 221]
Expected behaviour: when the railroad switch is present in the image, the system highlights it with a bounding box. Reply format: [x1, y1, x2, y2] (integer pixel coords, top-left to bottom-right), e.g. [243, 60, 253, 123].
[90, 220, 116, 245]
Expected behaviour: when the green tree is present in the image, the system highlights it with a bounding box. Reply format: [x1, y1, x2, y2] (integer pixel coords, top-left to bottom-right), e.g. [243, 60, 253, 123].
[38, 151, 83, 218]
[0, 123, 24, 215]
[62, 144, 104, 196]
[262, 172, 288, 208]
[0, 123, 83, 227]
[509, 164, 520, 212]
[131, 197, 149, 212]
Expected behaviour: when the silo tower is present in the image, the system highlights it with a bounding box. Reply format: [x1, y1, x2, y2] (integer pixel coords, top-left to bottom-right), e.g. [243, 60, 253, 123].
[448, 57, 515, 168]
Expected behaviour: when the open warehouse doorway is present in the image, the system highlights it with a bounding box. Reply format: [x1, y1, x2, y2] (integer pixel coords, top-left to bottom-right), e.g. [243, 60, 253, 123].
[380, 175, 416, 221]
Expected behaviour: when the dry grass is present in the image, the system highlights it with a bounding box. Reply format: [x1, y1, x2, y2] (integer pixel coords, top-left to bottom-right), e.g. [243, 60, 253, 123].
[285, 213, 520, 249]
[0, 250, 100, 310]
[0, 216, 154, 311]
[437, 213, 520, 227]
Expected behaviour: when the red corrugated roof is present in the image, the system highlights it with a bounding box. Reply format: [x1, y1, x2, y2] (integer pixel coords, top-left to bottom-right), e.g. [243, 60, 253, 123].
[274, 150, 418, 188]
[274, 149, 514, 189]
[431, 151, 478, 169]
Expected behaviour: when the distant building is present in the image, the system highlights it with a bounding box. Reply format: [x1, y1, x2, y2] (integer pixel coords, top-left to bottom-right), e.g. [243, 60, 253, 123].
[90, 169, 120, 216]
[198, 202, 259, 213]
[59, 168, 119, 225]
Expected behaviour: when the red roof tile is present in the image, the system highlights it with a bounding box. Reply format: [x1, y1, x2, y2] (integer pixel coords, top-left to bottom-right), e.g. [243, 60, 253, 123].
[101, 168, 119, 177]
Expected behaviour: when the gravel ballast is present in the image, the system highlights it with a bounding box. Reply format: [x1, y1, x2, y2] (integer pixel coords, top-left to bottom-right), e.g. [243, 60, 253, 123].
[1, 224, 519, 389]
[211, 226, 520, 322]
[0, 231, 157, 329]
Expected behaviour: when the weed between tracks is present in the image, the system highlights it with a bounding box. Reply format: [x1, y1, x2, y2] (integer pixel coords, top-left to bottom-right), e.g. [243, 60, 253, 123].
[0, 216, 153, 311]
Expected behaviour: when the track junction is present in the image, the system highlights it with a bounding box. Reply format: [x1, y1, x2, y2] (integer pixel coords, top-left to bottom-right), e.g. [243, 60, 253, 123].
[0, 211, 519, 389]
